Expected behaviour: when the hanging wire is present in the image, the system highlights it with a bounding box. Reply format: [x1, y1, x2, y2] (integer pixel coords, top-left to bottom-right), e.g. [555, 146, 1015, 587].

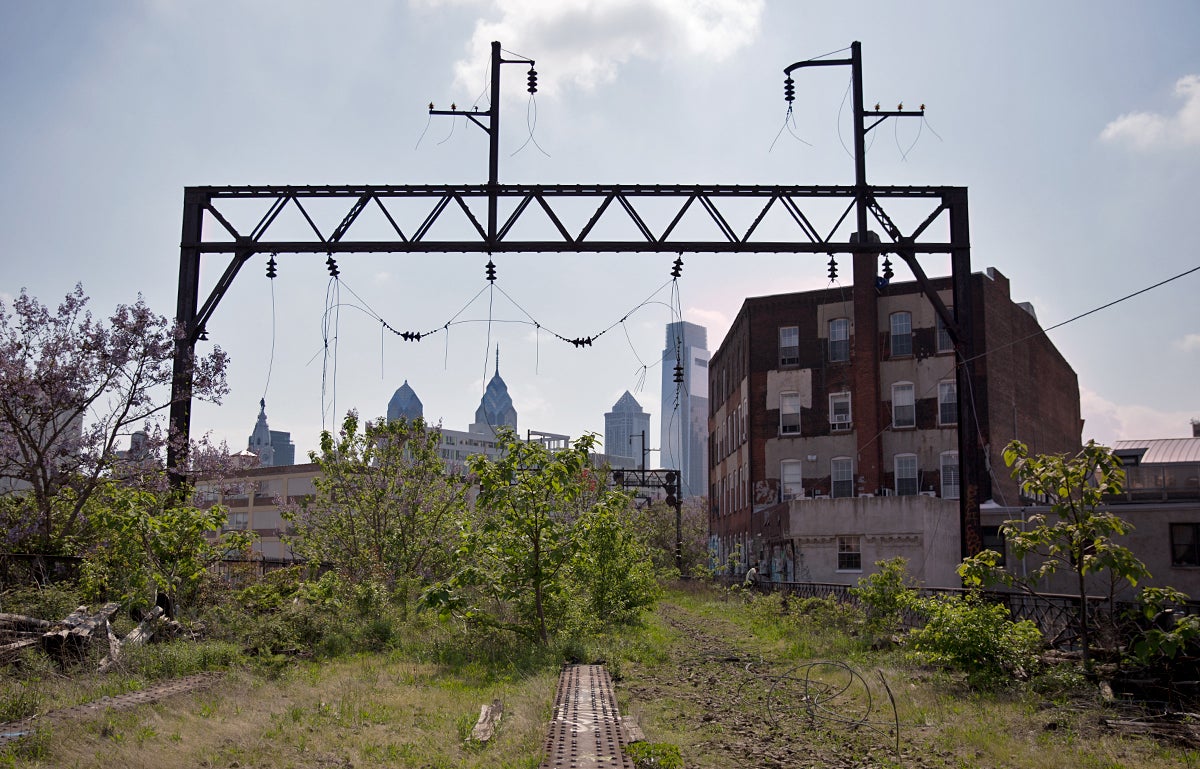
[435, 115, 458, 145]
[511, 92, 551, 157]
[836, 73, 854, 162]
[921, 112, 944, 142]
[261, 266, 277, 401]
[414, 110, 434, 150]
[895, 113, 923, 161]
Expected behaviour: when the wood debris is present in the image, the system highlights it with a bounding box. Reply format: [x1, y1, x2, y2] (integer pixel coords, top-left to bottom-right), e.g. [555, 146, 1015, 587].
[471, 698, 503, 742]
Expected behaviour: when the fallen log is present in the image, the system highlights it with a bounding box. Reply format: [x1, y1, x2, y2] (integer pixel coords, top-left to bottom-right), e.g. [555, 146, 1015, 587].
[98, 606, 163, 673]
[41, 603, 121, 660]
[470, 699, 503, 743]
[0, 636, 42, 662]
[0, 614, 51, 632]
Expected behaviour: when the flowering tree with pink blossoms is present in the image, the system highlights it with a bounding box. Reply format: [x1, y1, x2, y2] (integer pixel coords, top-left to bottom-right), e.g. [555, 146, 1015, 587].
[0, 284, 228, 553]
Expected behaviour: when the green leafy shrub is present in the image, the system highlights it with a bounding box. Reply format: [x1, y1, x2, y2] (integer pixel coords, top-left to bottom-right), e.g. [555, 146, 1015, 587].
[906, 594, 1042, 689]
[849, 557, 915, 637]
[1, 584, 82, 620]
[626, 741, 683, 769]
[1128, 586, 1200, 669]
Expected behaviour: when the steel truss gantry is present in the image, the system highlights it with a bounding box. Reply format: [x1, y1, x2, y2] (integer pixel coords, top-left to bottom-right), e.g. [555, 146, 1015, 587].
[170, 41, 984, 562]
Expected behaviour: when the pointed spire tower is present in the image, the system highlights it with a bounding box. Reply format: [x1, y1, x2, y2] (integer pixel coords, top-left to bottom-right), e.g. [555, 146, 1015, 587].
[470, 346, 518, 436]
[247, 398, 275, 466]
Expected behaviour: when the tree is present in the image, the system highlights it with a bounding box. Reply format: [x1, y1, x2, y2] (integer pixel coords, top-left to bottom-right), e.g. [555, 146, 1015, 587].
[0, 285, 228, 553]
[80, 480, 255, 617]
[627, 495, 709, 575]
[436, 429, 606, 644]
[960, 439, 1149, 663]
[568, 499, 661, 627]
[283, 411, 467, 616]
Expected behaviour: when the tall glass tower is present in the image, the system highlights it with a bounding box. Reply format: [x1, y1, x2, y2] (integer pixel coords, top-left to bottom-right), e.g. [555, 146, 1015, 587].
[660, 321, 709, 498]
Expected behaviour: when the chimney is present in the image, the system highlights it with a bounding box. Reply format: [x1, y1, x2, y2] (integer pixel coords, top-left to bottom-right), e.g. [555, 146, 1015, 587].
[1193, 419, 1200, 438]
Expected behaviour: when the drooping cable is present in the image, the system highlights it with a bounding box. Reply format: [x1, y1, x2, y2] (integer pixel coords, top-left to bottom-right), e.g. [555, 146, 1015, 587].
[261, 254, 277, 401]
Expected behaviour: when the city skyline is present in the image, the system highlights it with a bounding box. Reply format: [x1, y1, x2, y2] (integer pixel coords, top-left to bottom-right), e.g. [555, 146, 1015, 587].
[2, 2, 1197, 462]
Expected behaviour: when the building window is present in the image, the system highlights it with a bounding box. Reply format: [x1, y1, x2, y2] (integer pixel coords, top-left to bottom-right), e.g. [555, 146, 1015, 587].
[837, 536, 862, 571]
[981, 526, 1006, 565]
[936, 307, 955, 352]
[831, 457, 854, 498]
[891, 382, 915, 428]
[895, 454, 918, 496]
[890, 312, 912, 357]
[941, 451, 959, 499]
[779, 326, 799, 366]
[1171, 523, 1200, 567]
[938, 380, 958, 426]
[780, 392, 801, 435]
[829, 318, 850, 362]
[829, 392, 852, 429]
[781, 460, 803, 501]
[226, 511, 249, 530]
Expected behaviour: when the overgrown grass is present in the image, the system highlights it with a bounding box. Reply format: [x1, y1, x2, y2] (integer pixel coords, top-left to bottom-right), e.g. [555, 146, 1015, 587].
[1, 579, 1198, 768]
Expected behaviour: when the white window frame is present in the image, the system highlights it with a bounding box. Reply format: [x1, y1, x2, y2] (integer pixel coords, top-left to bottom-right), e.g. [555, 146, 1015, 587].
[891, 382, 915, 428]
[941, 451, 960, 500]
[831, 457, 854, 498]
[938, 380, 958, 426]
[226, 511, 249, 531]
[780, 391, 801, 435]
[890, 311, 912, 357]
[936, 307, 955, 353]
[828, 318, 850, 363]
[780, 459, 803, 501]
[779, 325, 799, 366]
[837, 535, 862, 572]
[829, 391, 852, 429]
[895, 453, 919, 496]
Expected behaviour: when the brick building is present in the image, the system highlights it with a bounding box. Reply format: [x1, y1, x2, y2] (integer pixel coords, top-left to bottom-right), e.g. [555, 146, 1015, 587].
[707, 261, 1082, 586]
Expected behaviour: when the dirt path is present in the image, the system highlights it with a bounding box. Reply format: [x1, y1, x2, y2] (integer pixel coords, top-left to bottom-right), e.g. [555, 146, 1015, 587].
[617, 600, 937, 769]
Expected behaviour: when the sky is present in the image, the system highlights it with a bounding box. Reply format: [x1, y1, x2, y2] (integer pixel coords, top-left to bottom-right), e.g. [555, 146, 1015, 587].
[2, 0, 1198, 466]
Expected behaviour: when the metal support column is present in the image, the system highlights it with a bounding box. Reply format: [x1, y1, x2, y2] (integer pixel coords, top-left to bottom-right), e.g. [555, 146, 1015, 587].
[167, 189, 206, 486]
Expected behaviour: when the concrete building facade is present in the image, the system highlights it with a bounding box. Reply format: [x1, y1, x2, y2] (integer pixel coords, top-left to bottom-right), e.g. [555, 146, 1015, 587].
[707, 262, 1083, 587]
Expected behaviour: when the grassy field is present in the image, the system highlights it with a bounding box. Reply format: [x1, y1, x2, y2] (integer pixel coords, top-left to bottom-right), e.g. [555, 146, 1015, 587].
[1, 582, 1197, 768]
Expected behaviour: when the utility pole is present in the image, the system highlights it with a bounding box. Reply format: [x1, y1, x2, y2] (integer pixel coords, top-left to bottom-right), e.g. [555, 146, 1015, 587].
[783, 42, 981, 559]
[429, 41, 536, 250]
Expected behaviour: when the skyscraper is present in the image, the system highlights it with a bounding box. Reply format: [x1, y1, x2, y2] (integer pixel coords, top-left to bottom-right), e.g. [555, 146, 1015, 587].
[605, 391, 651, 466]
[469, 348, 518, 437]
[660, 321, 709, 498]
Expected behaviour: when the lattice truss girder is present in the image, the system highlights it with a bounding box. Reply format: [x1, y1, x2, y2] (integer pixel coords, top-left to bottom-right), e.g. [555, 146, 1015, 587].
[191, 184, 965, 255]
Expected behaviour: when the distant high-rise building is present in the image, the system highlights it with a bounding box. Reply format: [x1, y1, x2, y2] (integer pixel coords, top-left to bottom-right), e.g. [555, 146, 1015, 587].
[605, 391, 651, 466]
[660, 321, 709, 497]
[270, 430, 295, 466]
[388, 380, 424, 422]
[469, 348, 518, 437]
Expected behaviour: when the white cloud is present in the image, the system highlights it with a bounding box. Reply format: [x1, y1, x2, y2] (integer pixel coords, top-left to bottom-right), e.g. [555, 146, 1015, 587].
[432, 0, 764, 99]
[1080, 387, 1195, 445]
[1100, 74, 1200, 150]
[684, 306, 730, 342]
[1176, 333, 1200, 352]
